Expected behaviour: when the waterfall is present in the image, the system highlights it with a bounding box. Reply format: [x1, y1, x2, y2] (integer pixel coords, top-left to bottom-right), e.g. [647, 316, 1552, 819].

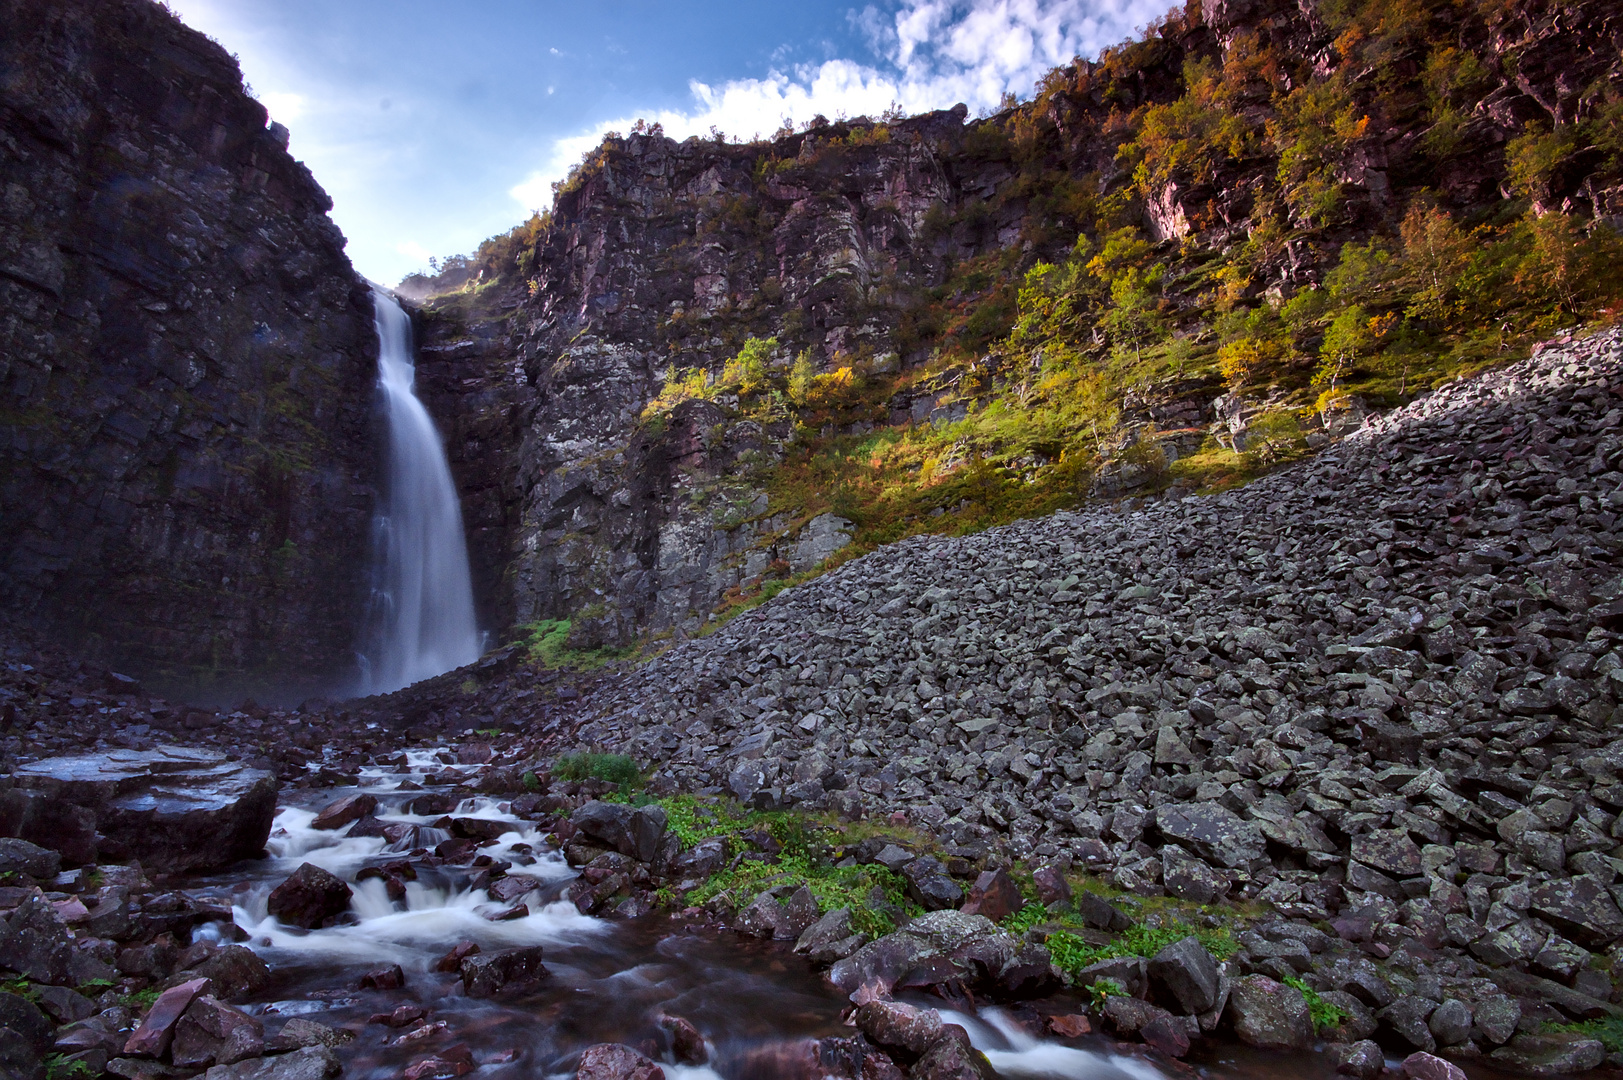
[360, 286, 481, 694]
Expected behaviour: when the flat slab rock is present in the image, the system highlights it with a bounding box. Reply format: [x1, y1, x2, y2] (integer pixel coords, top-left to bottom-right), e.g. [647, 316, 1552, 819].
[9, 747, 276, 872]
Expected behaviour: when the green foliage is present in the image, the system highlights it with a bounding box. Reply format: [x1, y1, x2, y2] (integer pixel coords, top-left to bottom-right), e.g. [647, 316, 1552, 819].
[654, 794, 734, 848]
[722, 337, 777, 395]
[1000, 903, 1049, 934]
[1086, 977, 1129, 1009]
[46, 1055, 94, 1080]
[787, 351, 816, 406]
[552, 752, 643, 789]
[1284, 976, 1350, 1032]
[519, 618, 636, 670]
[1045, 921, 1236, 984]
[1547, 1016, 1623, 1054]
[120, 988, 161, 1010]
[683, 808, 918, 937]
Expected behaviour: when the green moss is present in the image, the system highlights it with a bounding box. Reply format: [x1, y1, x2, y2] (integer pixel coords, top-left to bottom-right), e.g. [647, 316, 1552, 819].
[1547, 1017, 1623, 1053]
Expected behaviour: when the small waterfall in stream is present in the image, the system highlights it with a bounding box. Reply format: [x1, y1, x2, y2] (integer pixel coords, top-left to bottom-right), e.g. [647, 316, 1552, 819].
[359, 286, 481, 694]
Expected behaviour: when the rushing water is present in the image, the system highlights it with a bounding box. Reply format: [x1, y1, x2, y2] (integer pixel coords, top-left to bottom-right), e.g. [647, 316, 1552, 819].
[360, 288, 482, 694]
[179, 758, 1423, 1080]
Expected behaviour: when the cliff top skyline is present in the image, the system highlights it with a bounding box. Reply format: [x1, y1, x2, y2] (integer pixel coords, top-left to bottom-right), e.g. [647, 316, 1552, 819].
[163, 0, 1167, 284]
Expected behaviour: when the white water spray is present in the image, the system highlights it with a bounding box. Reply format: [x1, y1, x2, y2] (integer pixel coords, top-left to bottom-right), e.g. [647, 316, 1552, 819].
[360, 286, 481, 693]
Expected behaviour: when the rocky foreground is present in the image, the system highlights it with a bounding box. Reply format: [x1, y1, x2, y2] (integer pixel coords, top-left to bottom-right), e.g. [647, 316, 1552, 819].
[1, 328, 1623, 1080]
[550, 326, 1623, 1071]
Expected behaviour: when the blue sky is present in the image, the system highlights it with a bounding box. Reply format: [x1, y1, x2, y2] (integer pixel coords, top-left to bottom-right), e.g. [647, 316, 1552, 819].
[165, 0, 1165, 284]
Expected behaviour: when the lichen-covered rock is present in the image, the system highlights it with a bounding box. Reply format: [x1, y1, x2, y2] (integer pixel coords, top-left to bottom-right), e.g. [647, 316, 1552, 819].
[1224, 975, 1313, 1050]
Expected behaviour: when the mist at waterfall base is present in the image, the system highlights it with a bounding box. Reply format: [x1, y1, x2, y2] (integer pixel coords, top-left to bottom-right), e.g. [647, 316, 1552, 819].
[358, 287, 483, 695]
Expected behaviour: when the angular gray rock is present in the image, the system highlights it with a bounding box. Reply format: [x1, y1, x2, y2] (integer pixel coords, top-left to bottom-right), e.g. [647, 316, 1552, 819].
[1147, 936, 1221, 1015]
[1224, 975, 1313, 1050]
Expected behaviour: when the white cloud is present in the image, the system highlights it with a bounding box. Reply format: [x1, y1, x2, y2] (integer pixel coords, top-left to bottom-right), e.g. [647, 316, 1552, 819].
[394, 240, 433, 266]
[508, 0, 1164, 213]
[259, 91, 307, 124]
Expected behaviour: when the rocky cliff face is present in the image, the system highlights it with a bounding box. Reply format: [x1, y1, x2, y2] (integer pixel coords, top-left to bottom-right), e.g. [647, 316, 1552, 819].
[0, 0, 378, 695]
[417, 0, 1623, 651]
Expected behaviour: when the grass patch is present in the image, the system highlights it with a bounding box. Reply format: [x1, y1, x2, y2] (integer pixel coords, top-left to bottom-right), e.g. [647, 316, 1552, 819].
[552, 752, 643, 790]
[1044, 919, 1237, 983]
[519, 618, 639, 670]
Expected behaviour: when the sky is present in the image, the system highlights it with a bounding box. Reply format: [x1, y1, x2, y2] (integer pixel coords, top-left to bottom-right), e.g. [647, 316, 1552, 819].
[164, 0, 1168, 285]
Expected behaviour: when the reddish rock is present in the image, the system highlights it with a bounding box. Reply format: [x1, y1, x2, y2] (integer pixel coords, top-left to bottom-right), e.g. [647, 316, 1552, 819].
[123, 977, 210, 1057]
[358, 964, 406, 990]
[434, 941, 480, 973]
[266, 863, 352, 929]
[574, 1043, 665, 1080]
[958, 869, 1024, 924]
[170, 995, 264, 1067]
[1402, 1051, 1467, 1080]
[657, 1014, 706, 1065]
[1047, 1014, 1090, 1038]
[311, 794, 378, 831]
[370, 1005, 428, 1029]
[1140, 1015, 1191, 1058]
[1031, 865, 1072, 907]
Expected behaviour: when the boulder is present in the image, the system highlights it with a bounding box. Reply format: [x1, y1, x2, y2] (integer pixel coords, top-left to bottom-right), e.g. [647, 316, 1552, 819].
[267, 1019, 353, 1052]
[1161, 847, 1229, 903]
[1140, 1014, 1192, 1057]
[1224, 975, 1313, 1050]
[0, 839, 59, 879]
[1427, 999, 1472, 1047]
[1031, 865, 1072, 907]
[267, 864, 352, 929]
[794, 908, 867, 964]
[0, 789, 99, 866]
[0, 896, 76, 984]
[1489, 1032, 1607, 1074]
[570, 803, 666, 862]
[1074, 891, 1132, 931]
[1350, 830, 1424, 878]
[201, 1045, 340, 1080]
[855, 1000, 944, 1054]
[904, 857, 963, 910]
[1401, 1051, 1466, 1080]
[310, 794, 377, 831]
[910, 1025, 996, 1080]
[170, 997, 263, 1068]
[1147, 936, 1221, 1015]
[573, 1044, 665, 1080]
[958, 869, 1023, 923]
[1153, 803, 1265, 870]
[11, 748, 277, 873]
[124, 977, 211, 1057]
[1330, 1039, 1383, 1079]
[774, 886, 821, 942]
[181, 945, 271, 1002]
[461, 946, 547, 998]
[656, 1015, 705, 1065]
[1528, 875, 1623, 947]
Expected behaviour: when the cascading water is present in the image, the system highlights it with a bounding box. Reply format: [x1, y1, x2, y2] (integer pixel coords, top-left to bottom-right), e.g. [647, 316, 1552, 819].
[360, 286, 482, 694]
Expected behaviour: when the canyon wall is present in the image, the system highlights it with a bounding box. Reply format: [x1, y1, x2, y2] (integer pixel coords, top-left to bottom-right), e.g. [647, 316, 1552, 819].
[0, 0, 378, 695]
[415, 0, 1623, 651]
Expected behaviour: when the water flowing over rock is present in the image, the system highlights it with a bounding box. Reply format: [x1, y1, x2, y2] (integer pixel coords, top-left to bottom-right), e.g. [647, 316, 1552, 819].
[360, 289, 482, 693]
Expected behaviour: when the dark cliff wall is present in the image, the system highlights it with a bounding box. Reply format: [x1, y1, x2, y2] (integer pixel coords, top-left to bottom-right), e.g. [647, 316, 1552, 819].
[0, 0, 378, 695]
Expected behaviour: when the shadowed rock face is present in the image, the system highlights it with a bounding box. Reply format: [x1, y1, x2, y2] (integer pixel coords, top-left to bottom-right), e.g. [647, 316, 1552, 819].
[5, 746, 276, 872]
[0, 0, 377, 694]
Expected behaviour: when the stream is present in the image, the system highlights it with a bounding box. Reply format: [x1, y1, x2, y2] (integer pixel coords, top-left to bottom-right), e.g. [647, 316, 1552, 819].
[179, 754, 1503, 1080]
